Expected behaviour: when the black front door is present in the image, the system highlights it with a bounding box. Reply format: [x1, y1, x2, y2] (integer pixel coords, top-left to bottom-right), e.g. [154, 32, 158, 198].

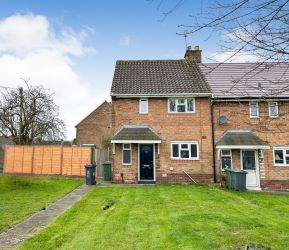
[139, 144, 154, 180]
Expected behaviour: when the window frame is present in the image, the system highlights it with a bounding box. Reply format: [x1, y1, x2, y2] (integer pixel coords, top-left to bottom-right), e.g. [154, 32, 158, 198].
[249, 102, 259, 118]
[220, 149, 233, 171]
[139, 98, 148, 114]
[168, 98, 195, 114]
[269, 102, 279, 118]
[170, 141, 199, 160]
[122, 143, 132, 165]
[273, 147, 289, 166]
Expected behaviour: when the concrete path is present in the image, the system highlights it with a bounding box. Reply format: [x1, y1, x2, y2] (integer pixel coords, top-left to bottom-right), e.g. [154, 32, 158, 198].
[0, 184, 93, 250]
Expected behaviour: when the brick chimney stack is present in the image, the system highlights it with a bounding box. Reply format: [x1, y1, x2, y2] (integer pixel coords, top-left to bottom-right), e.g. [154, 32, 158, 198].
[184, 45, 202, 63]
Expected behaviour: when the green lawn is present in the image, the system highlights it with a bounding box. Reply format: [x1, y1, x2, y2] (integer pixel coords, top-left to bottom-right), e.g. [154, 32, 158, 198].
[21, 184, 289, 250]
[0, 176, 82, 231]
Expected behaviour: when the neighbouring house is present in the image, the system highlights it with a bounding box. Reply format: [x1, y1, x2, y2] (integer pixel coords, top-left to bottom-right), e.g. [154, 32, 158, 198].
[0, 137, 15, 173]
[201, 62, 289, 190]
[75, 101, 112, 178]
[75, 101, 112, 148]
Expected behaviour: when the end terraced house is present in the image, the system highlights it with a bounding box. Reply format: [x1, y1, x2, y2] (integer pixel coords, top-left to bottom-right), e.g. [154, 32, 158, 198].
[77, 46, 289, 190]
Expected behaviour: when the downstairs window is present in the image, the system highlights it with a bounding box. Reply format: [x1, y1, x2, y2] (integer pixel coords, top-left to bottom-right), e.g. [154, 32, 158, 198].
[122, 144, 131, 165]
[171, 142, 199, 160]
[273, 147, 289, 166]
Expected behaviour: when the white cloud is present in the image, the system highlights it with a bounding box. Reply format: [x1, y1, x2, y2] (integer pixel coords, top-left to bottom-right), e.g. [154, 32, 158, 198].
[119, 35, 132, 46]
[0, 13, 104, 139]
[206, 50, 259, 63]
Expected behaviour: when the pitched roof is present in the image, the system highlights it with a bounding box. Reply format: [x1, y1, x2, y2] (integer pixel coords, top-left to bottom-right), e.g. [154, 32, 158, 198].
[200, 63, 289, 99]
[0, 137, 15, 146]
[216, 130, 269, 149]
[75, 101, 111, 127]
[111, 125, 162, 142]
[111, 60, 211, 96]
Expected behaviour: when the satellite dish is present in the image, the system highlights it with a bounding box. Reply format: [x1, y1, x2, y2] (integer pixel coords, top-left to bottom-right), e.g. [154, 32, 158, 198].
[218, 116, 228, 125]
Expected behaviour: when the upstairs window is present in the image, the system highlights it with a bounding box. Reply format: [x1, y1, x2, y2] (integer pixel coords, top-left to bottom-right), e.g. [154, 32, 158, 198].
[171, 142, 199, 160]
[269, 102, 278, 117]
[273, 147, 289, 166]
[168, 98, 195, 113]
[249, 102, 259, 118]
[139, 98, 148, 114]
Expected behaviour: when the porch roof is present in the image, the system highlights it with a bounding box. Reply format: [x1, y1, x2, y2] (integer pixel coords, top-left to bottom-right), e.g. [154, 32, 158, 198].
[111, 125, 162, 144]
[216, 130, 270, 149]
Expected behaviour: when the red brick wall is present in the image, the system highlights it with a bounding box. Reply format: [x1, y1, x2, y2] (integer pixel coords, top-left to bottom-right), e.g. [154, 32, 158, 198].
[213, 101, 289, 187]
[112, 97, 214, 183]
[76, 101, 112, 148]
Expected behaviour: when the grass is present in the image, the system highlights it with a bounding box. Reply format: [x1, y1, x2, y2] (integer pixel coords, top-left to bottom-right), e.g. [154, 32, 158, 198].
[20, 184, 289, 250]
[0, 175, 82, 231]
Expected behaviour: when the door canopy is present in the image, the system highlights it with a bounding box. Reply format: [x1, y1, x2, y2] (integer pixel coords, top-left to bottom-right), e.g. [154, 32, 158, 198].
[111, 125, 162, 144]
[216, 130, 269, 150]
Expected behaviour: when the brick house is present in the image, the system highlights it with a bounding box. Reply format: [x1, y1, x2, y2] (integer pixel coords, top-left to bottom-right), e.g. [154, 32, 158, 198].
[79, 46, 289, 189]
[110, 55, 214, 184]
[75, 101, 112, 148]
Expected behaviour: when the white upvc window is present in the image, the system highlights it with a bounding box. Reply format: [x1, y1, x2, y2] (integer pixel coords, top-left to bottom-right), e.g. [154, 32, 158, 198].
[139, 98, 148, 114]
[171, 141, 199, 160]
[221, 149, 232, 170]
[249, 102, 259, 118]
[269, 102, 278, 117]
[273, 147, 289, 166]
[122, 144, 131, 165]
[168, 98, 195, 113]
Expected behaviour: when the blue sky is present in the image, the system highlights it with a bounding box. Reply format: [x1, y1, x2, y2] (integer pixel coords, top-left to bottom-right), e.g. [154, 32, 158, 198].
[0, 0, 234, 139]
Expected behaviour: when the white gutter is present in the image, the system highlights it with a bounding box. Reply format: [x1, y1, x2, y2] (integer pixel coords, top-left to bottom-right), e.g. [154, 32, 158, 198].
[110, 92, 213, 98]
[212, 98, 289, 102]
[111, 140, 162, 144]
[216, 145, 270, 150]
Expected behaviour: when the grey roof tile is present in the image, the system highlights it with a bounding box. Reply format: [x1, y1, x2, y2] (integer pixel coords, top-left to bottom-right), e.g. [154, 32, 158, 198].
[216, 130, 268, 147]
[111, 60, 211, 96]
[112, 125, 162, 141]
[200, 63, 289, 99]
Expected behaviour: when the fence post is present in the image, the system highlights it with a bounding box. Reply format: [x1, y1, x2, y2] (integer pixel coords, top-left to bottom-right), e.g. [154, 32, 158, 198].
[31, 146, 35, 174]
[3, 146, 7, 173]
[60, 146, 64, 175]
[41, 146, 44, 174]
[21, 146, 25, 173]
[12, 146, 15, 173]
[80, 147, 82, 176]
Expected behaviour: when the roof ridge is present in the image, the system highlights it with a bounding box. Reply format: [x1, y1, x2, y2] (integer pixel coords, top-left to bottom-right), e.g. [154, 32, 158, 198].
[116, 59, 185, 62]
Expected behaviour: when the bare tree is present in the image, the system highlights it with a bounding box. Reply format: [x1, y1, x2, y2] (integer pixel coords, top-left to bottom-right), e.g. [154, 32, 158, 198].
[0, 83, 66, 145]
[155, 0, 289, 62]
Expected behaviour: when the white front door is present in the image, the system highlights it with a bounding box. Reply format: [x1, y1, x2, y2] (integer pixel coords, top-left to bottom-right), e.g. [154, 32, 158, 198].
[241, 150, 260, 188]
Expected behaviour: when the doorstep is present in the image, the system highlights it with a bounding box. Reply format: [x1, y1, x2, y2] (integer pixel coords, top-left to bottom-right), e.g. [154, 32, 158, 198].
[138, 180, 156, 184]
[246, 186, 262, 191]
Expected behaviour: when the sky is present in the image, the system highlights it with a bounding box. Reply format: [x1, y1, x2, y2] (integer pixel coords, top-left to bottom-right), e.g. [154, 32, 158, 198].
[0, 0, 254, 139]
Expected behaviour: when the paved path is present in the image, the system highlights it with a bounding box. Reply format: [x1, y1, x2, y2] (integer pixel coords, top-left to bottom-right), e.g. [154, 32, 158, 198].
[0, 184, 93, 250]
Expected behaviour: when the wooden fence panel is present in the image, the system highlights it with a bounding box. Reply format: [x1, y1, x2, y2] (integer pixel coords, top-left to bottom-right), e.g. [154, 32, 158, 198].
[22, 147, 33, 174]
[3, 145, 91, 177]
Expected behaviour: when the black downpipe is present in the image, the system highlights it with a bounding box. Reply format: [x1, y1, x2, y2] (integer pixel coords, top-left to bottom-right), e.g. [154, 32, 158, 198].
[211, 101, 217, 183]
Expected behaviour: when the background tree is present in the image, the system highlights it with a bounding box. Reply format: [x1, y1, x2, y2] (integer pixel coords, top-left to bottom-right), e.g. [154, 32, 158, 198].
[155, 0, 289, 63]
[0, 84, 66, 145]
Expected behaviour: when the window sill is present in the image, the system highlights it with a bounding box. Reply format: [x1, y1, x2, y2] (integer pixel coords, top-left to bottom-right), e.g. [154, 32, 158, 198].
[171, 158, 199, 161]
[250, 116, 259, 119]
[122, 163, 132, 166]
[273, 164, 289, 167]
[168, 112, 195, 114]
